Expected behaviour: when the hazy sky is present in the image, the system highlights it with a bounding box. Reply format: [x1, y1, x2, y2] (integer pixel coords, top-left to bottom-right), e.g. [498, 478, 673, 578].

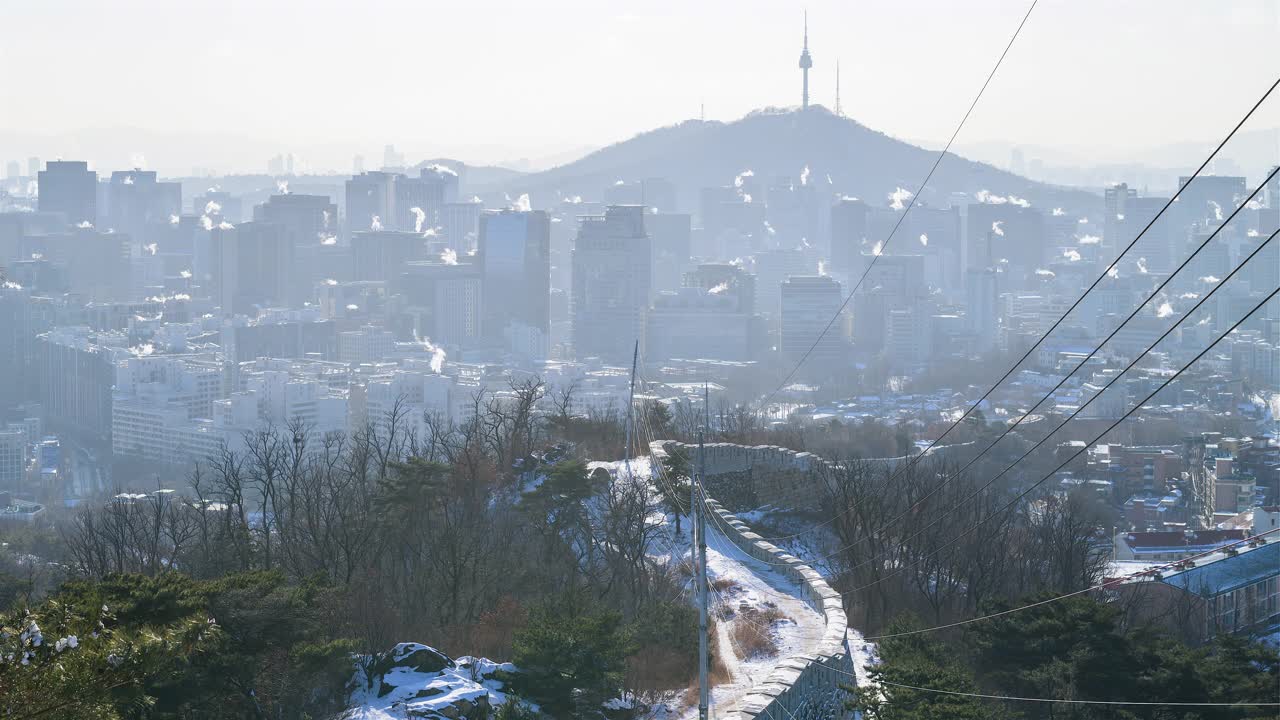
[3, 0, 1278, 171]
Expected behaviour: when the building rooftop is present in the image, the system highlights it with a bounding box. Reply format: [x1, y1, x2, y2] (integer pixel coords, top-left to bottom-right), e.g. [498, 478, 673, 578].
[1157, 538, 1278, 597]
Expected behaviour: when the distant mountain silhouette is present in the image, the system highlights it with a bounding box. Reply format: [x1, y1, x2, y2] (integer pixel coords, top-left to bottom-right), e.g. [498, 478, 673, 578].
[412, 158, 525, 192]
[488, 105, 1100, 215]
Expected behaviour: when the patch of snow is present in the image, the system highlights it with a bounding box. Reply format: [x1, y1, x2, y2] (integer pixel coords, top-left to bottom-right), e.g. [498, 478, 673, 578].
[342, 643, 519, 720]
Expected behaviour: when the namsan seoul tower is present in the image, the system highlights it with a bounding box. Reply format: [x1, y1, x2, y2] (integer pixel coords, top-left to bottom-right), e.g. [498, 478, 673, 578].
[798, 12, 813, 110]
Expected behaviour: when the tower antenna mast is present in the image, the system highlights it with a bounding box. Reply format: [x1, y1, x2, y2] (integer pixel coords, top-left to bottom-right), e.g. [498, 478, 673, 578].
[798, 11, 813, 110]
[836, 59, 842, 116]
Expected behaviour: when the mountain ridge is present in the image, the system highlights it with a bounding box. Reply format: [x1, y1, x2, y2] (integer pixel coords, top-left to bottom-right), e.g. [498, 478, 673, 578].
[485, 105, 1102, 214]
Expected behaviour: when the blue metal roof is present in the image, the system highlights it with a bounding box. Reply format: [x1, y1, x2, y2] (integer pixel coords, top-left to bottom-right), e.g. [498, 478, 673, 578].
[1160, 542, 1279, 598]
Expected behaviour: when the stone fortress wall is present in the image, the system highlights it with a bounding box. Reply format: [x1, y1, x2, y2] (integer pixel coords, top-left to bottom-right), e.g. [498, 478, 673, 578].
[650, 440, 855, 720]
[658, 439, 965, 513]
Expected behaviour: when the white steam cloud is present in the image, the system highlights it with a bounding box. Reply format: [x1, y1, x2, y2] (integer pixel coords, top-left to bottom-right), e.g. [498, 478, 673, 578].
[440, 248, 459, 265]
[412, 330, 447, 373]
[889, 187, 914, 211]
[411, 206, 426, 234]
[975, 190, 1030, 207]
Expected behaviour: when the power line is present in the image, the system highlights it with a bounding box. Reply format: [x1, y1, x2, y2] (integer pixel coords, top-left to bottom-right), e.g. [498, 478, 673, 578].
[756, 75, 1280, 542]
[745, 272, 1277, 572]
[762, 0, 1040, 409]
[862, 528, 1278, 641]
[698, 465, 1280, 688]
[697, 497, 804, 720]
[699, 484, 1280, 708]
[749, 225, 1277, 570]
[827, 224, 1278, 575]
[850, 285, 1280, 593]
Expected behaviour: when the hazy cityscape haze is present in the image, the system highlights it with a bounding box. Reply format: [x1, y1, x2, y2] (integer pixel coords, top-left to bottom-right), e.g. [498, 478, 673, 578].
[1, 3, 1278, 719]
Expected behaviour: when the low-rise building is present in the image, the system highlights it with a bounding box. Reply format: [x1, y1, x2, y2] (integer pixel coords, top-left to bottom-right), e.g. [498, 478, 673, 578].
[1114, 529, 1248, 562]
[1115, 537, 1279, 643]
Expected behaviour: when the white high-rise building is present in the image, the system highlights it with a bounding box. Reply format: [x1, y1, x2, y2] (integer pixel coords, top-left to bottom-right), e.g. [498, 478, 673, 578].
[780, 275, 844, 360]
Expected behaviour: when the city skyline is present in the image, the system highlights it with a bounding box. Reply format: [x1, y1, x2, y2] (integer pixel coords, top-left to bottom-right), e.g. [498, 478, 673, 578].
[2, 0, 1278, 175]
[1, 3, 1278, 717]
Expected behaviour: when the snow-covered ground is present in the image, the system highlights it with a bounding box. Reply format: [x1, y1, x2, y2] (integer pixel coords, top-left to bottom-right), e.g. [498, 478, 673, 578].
[342, 643, 517, 720]
[692, 518, 827, 719]
[1107, 560, 1164, 576]
[605, 453, 870, 719]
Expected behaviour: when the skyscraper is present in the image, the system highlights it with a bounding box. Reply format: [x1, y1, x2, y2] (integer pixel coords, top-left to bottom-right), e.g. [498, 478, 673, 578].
[37, 161, 97, 226]
[399, 260, 483, 348]
[254, 193, 339, 305]
[351, 230, 428, 283]
[478, 209, 551, 354]
[830, 197, 869, 275]
[345, 171, 397, 238]
[780, 275, 843, 360]
[1104, 183, 1137, 255]
[211, 222, 294, 315]
[395, 165, 459, 233]
[571, 205, 651, 362]
[440, 199, 483, 253]
[103, 169, 181, 241]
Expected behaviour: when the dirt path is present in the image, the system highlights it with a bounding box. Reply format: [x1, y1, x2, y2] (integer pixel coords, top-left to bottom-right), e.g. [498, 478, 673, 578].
[678, 516, 827, 719]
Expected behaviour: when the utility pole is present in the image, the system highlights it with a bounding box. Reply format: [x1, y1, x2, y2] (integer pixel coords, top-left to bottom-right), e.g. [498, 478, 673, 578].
[623, 340, 639, 478]
[695, 427, 709, 720]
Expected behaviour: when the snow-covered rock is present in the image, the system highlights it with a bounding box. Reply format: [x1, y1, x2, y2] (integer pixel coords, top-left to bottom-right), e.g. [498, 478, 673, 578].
[343, 642, 518, 719]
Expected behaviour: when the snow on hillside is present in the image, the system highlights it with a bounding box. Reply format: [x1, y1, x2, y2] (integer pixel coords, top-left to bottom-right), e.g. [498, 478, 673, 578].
[342, 643, 519, 720]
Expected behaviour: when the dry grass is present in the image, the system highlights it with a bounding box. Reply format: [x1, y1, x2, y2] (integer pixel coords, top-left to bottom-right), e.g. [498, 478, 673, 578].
[710, 577, 738, 593]
[679, 619, 731, 711]
[730, 605, 786, 659]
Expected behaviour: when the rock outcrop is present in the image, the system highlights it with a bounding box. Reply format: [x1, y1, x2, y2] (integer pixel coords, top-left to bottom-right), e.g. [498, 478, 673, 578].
[344, 643, 516, 720]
